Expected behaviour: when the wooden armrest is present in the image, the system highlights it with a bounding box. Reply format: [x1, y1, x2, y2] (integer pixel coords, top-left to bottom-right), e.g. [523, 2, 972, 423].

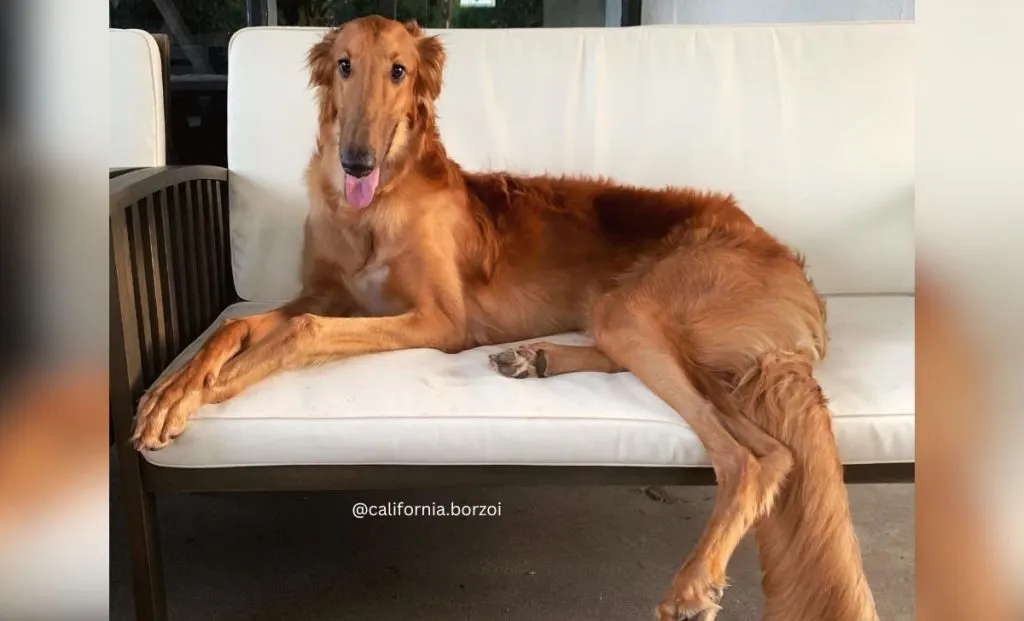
[109, 166, 236, 443]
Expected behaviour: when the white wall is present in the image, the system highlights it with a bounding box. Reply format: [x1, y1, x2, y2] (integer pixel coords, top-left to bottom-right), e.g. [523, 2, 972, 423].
[643, 0, 913, 25]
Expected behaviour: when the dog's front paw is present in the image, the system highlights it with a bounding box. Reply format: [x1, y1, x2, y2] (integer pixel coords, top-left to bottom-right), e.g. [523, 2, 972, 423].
[488, 345, 549, 379]
[656, 569, 726, 621]
[131, 368, 207, 451]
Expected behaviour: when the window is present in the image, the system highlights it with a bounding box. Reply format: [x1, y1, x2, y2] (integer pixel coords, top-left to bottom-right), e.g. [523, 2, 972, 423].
[109, 0, 641, 165]
[273, 0, 637, 29]
[110, 0, 247, 75]
[274, 0, 568, 29]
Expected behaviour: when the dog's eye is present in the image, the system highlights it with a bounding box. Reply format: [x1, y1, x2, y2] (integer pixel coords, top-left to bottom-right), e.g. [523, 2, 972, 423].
[338, 58, 351, 78]
[390, 64, 406, 83]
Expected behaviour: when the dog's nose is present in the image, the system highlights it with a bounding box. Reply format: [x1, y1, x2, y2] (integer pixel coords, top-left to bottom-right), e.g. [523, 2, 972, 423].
[340, 148, 377, 178]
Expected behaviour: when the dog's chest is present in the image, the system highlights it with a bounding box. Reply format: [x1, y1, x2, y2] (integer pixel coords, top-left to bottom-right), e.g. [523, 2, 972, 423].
[350, 259, 393, 314]
[347, 247, 407, 316]
[308, 212, 408, 316]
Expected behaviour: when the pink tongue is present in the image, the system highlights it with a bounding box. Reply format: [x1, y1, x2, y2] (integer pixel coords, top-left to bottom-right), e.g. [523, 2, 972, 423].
[344, 168, 381, 209]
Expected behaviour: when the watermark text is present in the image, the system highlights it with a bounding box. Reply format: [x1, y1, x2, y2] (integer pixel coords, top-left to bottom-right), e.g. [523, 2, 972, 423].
[352, 501, 502, 519]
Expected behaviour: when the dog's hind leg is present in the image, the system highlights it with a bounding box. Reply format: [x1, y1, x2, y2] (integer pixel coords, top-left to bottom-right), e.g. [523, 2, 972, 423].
[489, 343, 625, 378]
[588, 305, 791, 621]
[488, 340, 790, 484]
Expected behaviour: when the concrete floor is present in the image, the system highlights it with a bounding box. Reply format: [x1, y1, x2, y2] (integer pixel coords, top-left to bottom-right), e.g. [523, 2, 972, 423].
[110, 467, 913, 620]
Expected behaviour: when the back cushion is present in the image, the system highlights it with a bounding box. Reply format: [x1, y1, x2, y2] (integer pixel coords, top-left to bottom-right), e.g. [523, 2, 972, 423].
[227, 23, 913, 302]
[110, 29, 165, 168]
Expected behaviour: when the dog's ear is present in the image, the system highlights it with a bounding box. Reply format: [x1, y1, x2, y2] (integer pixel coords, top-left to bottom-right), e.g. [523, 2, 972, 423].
[402, 21, 444, 101]
[404, 20, 423, 38]
[415, 34, 445, 102]
[306, 29, 339, 89]
[307, 29, 340, 128]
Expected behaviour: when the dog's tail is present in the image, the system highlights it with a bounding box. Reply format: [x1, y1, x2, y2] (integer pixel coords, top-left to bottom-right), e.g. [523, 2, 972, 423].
[723, 353, 878, 621]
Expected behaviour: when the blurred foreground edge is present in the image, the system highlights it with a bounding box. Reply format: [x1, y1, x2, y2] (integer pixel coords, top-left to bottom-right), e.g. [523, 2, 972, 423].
[915, 271, 1018, 621]
[0, 368, 109, 620]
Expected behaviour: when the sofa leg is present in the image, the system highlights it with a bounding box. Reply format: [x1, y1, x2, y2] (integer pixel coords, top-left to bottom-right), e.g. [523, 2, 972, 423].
[117, 450, 168, 621]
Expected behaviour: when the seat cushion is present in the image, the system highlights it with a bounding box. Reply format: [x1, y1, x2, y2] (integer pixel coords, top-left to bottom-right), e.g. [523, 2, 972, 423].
[142, 295, 914, 469]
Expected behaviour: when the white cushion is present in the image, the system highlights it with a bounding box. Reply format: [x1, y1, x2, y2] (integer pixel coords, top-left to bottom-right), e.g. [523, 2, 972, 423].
[110, 29, 166, 168]
[227, 23, 914, 302]
[142, 295, 914, 469]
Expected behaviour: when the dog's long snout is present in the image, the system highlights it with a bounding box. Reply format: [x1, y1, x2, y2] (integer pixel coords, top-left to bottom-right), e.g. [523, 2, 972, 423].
[341, 147, 377, 178]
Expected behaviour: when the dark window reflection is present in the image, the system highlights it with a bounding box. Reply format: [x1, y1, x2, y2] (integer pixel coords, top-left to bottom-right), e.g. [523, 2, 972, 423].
[274, 0, 544, 29]
[110, 0, 246, 75]
[109, 0, 627, 166]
